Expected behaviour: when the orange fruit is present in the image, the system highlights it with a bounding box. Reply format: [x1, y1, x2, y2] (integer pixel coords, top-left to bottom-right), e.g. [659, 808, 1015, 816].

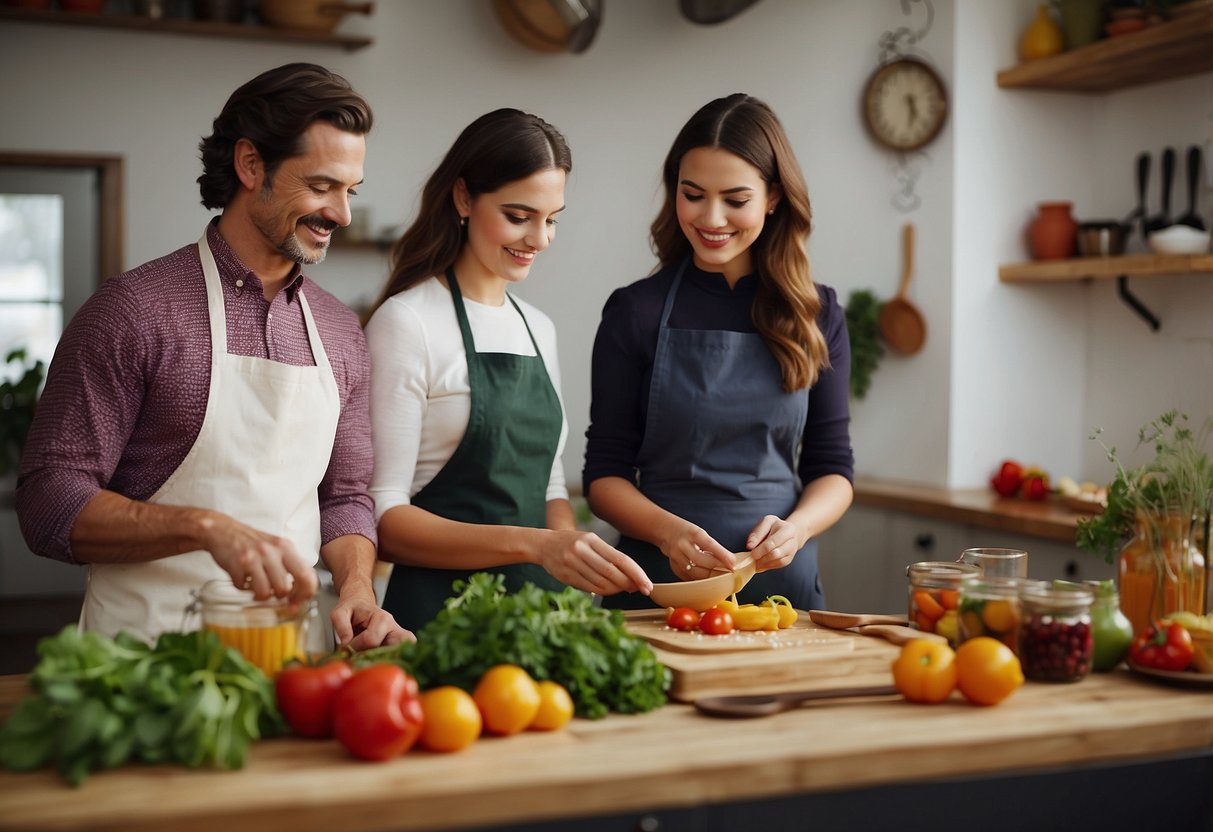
[954, 636, 1024, 706]
[891, 639, 957, 704]
[473, 664, 540, 736]
[530, 680, 574, 731]
[419, 686, 482, 752]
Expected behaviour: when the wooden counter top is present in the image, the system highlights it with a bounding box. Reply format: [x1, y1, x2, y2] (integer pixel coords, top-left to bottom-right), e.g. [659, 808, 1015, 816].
[2, 659, 1210, 832]
[854, 476, 1088, 543]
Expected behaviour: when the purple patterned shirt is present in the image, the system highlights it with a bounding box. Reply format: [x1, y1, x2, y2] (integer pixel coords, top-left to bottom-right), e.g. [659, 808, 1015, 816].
[16, 223, 377, 564]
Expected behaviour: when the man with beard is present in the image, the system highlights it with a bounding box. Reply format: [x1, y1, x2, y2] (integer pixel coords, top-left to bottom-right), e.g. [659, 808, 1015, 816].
[16, 63, 410, 650]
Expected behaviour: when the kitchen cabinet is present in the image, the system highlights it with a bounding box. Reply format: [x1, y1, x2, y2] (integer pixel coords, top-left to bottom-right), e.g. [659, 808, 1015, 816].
[0, 7, 372, 50]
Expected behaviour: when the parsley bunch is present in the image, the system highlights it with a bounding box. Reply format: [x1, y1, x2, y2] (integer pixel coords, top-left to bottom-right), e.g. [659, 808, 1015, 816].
[356, 574, 670, 719]
[0, 627, 283, 786]
[845, 289, 884, 400]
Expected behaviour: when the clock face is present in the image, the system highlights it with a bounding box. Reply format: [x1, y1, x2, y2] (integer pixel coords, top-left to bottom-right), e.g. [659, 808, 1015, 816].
[862, 58, 948, 152]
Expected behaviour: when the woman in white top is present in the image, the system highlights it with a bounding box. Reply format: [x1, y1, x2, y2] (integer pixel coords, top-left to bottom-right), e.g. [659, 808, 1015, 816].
[364, 109, 652, 631]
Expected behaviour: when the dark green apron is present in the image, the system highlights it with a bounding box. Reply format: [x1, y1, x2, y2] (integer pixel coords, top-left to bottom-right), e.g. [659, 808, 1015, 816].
[382, 269, 565, 631]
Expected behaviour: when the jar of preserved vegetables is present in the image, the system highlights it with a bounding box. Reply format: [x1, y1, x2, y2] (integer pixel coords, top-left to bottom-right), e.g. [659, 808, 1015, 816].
[958, 577, 1039, 653]
[1018, 583, 1094, 682]
[187, 579, 316, 677]
[906, 561, 980, 646]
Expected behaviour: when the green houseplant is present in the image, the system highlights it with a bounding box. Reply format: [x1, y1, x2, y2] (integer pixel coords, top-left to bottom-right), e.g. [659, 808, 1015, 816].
[844, 289, 884, 400]
[1077, 411, 1212, 634]
[0, 348, 45, 478]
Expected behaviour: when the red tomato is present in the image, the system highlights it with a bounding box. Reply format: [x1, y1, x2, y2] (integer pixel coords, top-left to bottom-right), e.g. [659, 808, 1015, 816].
[332, 664, 425, 761]
[275, 659, 354, 738]
[698, 608, 734, 635]
[1129, 621, 1195, 672]
[666, 607, 701, 631]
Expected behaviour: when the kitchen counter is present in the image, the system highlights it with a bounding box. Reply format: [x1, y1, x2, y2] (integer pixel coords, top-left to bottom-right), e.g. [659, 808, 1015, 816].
[854, 476, 1089, 543]
[2, 656, 1211, 831]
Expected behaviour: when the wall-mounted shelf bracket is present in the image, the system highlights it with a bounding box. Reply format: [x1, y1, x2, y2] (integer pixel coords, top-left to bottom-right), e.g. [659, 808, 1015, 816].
[1116, 276, 1160, 331]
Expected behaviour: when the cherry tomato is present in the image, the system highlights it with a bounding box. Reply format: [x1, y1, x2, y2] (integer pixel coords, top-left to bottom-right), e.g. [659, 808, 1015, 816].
[332, 664, 425, 761]
[274, 659, 354, 738]
[698, 608, 734, 635]
[954, 636, 1023, 706]
[891, 639, 957, 704]
[666, 607, 701, 632]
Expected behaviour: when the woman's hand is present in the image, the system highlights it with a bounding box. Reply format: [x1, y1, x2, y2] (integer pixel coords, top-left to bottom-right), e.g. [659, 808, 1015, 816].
[538, 531, 654, 596]
[658, 522, 736, 582]
[745, 515, 807, 573]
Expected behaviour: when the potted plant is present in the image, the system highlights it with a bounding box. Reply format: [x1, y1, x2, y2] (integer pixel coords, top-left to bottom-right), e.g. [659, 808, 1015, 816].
[1077, 411, 1212, 635]
[0, 348, 45, 484]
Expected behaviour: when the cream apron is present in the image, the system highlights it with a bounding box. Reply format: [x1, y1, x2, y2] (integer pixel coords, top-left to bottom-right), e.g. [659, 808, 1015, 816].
[79, 231, 340, 643]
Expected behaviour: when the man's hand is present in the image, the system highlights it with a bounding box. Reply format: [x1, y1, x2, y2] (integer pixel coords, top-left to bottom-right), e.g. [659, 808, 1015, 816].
[200, 513, 319, 603]
[332, 590, 413, 650]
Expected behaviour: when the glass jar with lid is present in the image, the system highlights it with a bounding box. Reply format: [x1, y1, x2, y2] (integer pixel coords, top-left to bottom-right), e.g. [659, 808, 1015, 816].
[187, 579, 317, 677]
[958, 576, 1039, 653]
[906, 561, 981, 646]
[1018, 583, 1094, 682]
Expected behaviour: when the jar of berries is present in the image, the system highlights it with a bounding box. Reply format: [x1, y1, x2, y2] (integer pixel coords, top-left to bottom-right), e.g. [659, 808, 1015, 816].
[1018, 583, 1094, 683]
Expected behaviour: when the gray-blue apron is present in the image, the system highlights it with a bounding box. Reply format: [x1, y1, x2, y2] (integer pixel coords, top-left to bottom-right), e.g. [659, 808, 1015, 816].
[603, 260, 824, 611]
[381, 269, 564, 632]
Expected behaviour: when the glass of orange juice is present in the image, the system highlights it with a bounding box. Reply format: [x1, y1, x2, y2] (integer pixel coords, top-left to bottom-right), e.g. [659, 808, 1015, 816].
[190, 579, 317, 676]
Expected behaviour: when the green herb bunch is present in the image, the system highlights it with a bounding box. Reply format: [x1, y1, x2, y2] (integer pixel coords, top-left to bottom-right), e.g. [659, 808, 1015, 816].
[1077, 411, 1213, 563]
[0, 627, 283, 786]
[356, 574, 670, 719]
[844, 290, 884, 400]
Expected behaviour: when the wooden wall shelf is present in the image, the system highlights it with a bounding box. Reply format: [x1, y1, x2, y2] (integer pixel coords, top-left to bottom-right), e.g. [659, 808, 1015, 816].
[996, 5, 1213, 92]
[1000, 253, 1213, 283]
[0, 7, 372, 50]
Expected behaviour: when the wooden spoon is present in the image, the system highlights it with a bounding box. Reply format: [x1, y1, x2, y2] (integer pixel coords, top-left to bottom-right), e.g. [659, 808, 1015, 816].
[808, 610, 908, 629]
[878, 223, 927, 355]
[694, 684, 899, 718]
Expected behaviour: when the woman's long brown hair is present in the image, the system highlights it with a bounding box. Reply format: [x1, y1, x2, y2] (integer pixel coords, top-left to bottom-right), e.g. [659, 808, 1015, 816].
[363, 109, 571, 323]
[650, 94, 827, 392]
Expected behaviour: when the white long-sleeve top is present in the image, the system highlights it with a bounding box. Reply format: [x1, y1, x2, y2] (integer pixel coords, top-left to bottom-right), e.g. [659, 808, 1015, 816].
[365, 276, 568, 522]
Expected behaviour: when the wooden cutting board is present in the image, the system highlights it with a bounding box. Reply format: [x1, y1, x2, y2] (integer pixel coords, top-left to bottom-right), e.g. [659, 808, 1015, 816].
[624, 610, 898, 701]
[623, 609, 855, 654]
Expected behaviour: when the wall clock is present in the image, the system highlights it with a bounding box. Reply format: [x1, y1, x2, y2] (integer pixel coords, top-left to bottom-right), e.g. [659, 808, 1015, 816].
[862, 57, 948, 153]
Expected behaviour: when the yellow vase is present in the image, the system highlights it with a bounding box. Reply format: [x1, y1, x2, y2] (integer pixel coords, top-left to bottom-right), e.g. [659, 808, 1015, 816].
[1019, 4, 1065, 62]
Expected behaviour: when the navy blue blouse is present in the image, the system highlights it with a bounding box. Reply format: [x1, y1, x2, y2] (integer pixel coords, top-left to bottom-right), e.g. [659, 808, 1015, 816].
[582, 260, 855, 495]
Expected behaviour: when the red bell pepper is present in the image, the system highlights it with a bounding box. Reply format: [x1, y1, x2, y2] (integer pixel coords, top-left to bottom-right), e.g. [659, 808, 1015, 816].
[332, 664, 425, 761]
[1128, 620, 1194, 672]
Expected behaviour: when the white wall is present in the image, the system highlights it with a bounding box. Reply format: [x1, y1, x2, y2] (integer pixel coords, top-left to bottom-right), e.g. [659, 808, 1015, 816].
[1, 0, 1209, 499]
[1, 0, 956, 493]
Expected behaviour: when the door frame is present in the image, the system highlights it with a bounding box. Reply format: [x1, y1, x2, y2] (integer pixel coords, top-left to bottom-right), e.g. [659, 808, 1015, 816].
[0, 152, 123, 280]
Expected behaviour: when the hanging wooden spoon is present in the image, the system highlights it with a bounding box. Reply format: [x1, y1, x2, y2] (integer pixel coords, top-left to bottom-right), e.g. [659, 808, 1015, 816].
[694, 684, 899, 718]
[878, 222, 927, 355]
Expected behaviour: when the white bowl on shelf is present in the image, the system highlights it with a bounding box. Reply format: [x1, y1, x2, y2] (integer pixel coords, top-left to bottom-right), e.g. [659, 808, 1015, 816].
[1146, 224, 1212, 254]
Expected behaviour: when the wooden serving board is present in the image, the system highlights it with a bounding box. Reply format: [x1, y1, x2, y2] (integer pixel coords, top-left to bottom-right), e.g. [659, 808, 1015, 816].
[624, 610, 899, 701]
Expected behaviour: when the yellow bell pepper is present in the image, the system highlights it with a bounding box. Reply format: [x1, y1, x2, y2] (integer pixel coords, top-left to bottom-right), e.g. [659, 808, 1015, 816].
[714, 599, 739, 614]
[730, 603, 780, 631]
[761, 595, 799, 629]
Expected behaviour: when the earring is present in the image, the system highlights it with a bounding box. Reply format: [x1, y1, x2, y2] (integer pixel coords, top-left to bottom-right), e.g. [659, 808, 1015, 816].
[459, 216, 467, 227]
[767, 208, 775, 215]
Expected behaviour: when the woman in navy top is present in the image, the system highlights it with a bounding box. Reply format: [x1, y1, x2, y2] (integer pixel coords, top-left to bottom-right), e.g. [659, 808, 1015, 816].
[583, 94, 855, 611]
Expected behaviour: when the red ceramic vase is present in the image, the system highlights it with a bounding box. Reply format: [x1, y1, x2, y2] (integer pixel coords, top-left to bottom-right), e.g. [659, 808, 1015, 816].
[1028, 201, 1078, 260]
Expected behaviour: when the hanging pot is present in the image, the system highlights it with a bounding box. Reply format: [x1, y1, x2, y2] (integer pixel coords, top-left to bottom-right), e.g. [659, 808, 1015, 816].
[679, 0, 761, 25]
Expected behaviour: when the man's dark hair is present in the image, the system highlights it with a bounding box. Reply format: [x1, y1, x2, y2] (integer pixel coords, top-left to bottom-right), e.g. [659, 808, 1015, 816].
[197, 63, 373, 209]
